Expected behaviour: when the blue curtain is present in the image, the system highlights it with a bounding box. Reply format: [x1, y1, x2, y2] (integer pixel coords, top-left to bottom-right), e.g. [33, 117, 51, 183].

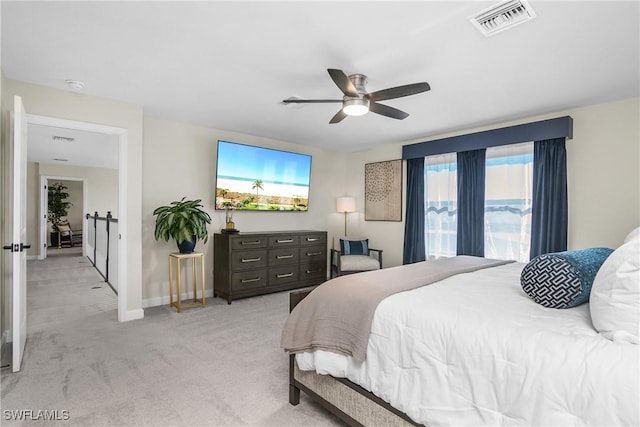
[530, 137, 567, 259]
[456, 149, 486, 257]
[403, 157, 426, 264]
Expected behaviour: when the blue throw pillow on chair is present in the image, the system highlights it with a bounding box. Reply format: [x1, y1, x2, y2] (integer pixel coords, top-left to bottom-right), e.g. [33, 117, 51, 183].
[340, 239, 369, 255]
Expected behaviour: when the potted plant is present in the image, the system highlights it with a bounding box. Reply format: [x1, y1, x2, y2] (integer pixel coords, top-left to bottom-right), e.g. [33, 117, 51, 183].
[153, 198, 212, 253]
[48, 182, 72, 246]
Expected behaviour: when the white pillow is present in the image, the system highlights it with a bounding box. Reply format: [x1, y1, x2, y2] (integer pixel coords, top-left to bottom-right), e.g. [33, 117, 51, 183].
[623, 226, 640, 244]
[589, 239, 640, 344]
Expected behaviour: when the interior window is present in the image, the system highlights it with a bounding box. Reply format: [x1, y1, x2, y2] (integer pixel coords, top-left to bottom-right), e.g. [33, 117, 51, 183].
[424, 153, 457, 259]
[424, 142, 533, 262]
[484, 142, 533, 262]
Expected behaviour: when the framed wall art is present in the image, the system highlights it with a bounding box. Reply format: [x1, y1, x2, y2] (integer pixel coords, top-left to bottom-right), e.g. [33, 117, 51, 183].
[365, 159, 402, 221]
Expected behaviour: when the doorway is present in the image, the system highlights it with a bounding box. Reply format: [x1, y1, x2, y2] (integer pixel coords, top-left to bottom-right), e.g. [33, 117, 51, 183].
[26, 114, 129, 322]
[40, 177, 87, 260]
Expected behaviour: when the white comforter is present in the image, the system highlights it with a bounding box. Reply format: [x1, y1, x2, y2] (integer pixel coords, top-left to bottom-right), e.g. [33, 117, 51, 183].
[296, 262, 639, 426]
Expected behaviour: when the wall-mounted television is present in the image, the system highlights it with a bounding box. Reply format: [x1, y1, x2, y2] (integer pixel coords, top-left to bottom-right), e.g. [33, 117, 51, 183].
[215, 140, 312, 211]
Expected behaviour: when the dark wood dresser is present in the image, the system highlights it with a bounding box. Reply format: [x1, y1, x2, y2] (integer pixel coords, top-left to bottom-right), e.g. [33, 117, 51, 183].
[213, 230, 327, 304]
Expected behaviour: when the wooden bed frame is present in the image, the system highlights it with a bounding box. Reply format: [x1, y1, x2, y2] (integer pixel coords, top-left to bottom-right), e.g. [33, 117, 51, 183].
[287, 288, 422, 427]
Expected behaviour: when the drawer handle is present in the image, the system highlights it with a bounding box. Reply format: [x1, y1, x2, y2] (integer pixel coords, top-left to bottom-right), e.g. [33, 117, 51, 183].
[276, 254, 294, 259]
[306, 237, 319, 242]
[241, 240, 261, 246]
[241, 277, 261, 283]
[276, 239, 294, 243]
[241, 257, 261, 263]
[305, 269, 321, 274]
[276, 272, 294, 278]
[306, 251, 322, 256]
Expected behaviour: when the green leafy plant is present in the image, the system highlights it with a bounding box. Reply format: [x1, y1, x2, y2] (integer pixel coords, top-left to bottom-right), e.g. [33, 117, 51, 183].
[153, 198, 212, 245]
[48, 182, 72, 230]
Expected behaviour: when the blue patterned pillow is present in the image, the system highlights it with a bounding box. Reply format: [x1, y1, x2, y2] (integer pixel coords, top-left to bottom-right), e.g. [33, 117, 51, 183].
[340, 239, 369, 255]
[521, 247, 614, 309]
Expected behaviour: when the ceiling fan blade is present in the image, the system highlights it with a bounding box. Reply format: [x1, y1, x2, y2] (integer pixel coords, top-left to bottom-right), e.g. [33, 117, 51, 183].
[282, 99, 343, 104]
[327, 69, 358, 97]
[369, 102, 409, 120]
[368, 82, 431, 102]
[329, 109, 348, 124]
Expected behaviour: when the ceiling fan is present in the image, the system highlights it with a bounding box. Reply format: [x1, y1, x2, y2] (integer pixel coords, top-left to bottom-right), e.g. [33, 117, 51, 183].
[282, 68, 431, 124]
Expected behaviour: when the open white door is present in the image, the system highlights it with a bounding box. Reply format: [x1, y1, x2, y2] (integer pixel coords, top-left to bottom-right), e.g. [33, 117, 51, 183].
[4, 96, 29, 372]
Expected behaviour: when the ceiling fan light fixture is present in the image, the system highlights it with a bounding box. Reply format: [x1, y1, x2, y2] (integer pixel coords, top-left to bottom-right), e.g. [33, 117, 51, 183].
[343, 98, 369, 116]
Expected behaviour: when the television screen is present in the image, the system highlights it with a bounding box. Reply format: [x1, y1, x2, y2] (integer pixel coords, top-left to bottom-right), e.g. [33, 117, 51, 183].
[215, 140, 312, 211]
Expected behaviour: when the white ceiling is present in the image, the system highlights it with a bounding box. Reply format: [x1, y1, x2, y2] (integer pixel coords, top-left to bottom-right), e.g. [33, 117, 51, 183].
[3, 1, 639, 153]
[27, 124, 119, 169]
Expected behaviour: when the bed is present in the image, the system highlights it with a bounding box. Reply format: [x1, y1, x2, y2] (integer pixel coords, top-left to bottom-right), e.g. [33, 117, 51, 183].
[281, 253, 639, 426]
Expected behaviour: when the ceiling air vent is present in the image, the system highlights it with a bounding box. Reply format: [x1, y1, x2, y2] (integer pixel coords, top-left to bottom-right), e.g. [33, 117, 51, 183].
[470, 0, 536, 37]
[52, 135, 75, 142]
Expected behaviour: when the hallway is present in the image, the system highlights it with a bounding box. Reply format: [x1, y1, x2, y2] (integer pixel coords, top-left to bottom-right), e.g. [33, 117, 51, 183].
[27, 252, 117, 333]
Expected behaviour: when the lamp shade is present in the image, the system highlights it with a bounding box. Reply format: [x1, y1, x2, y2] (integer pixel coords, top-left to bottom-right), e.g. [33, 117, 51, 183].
[336, 197, 356, 213]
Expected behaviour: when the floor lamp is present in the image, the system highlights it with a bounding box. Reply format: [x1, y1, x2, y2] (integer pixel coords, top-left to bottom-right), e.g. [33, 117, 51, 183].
[336, 197, 356, 236]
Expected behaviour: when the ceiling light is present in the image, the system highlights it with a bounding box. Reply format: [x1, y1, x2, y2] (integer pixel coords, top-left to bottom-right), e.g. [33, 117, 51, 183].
[53, 158, 69, 162]
[65, 80, 85, 91]
[343, 98, 369, 116]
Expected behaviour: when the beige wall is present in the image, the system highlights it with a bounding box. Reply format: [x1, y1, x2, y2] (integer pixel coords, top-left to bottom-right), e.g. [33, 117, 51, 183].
[346, 97, 640, 267]
[566, 98, 639, 248]
[26, 163, 117, 256]
[56, 179, 83, 231]
[4, 79, 144, 319]
[142, 116, 346, 305]
[25, 162, 38, 255]
[39, 163, 119, 217]
[3, 74, 637, 320]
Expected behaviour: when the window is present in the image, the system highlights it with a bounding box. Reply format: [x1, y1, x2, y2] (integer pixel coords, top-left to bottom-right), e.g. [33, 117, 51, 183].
[424, 153, 457, 259]
[424, 142, 533, 261]
[484, 143, 533, 262]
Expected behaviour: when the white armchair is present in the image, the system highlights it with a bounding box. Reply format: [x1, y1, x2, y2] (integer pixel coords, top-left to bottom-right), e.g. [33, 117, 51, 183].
[330, 237, 383, 278]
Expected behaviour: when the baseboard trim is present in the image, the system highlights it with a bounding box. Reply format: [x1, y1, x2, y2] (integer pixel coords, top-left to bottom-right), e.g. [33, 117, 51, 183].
[121, 309, 144, 322]
[143, 289, 214, 308]
[27, 255, 38, 261]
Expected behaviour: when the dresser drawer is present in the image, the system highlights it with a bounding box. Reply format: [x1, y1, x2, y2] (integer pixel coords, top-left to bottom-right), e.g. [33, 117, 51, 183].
[300, 233, 326, 246]
[214, 230, 327, 304]
[231, 250, 268, 271]
[268, 235, 300, 247]
[300, 245, 326, 264]
[300, 263, 326, 282]
[231, 270, 267, 291]
[269, 248, 299, 266]
[231, 236, 268, 250]
[268, 266, 299, 286]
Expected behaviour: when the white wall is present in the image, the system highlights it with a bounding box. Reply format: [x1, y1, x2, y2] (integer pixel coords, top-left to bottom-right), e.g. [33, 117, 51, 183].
[346, 97, 640, 267]
[141, 116, 346, 305]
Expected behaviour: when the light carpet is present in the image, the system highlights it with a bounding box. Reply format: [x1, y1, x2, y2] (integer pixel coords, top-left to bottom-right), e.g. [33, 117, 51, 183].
[1, 255, 343, 426]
